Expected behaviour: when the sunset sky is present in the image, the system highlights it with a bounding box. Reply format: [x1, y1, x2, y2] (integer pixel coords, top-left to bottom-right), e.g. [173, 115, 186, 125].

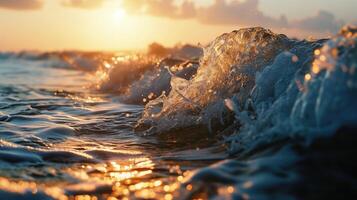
[0, 0, 356, 51]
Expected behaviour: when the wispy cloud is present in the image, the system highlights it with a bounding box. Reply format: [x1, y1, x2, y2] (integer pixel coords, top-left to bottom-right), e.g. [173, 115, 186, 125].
[122, 0, 195, 19]
[0, 0, 43, 10]
[196, 0, 288, 27]
[61, 0, 104, 9]
[122, 0, 345, 33]
[293, 10, 344, 32]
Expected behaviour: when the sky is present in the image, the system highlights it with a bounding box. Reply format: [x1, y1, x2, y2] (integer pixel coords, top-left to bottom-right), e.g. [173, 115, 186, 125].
[0, 0, 356, 51]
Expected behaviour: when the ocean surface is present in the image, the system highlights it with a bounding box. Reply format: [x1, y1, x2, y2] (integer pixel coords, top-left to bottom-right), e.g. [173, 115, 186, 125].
[0, 26, 357, 200]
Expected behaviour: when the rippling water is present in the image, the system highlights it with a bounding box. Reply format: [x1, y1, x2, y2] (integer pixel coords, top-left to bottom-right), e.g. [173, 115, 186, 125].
[0, 54, 225, 200]
[1, 26, 357, 200]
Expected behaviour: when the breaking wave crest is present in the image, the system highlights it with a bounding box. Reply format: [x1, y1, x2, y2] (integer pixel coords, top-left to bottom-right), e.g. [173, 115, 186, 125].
[135, 26, 357, 145]
[132, 26, 357, 198]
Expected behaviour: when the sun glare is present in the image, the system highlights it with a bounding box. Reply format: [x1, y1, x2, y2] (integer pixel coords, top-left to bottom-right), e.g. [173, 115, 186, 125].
[114, 8, 126, 22]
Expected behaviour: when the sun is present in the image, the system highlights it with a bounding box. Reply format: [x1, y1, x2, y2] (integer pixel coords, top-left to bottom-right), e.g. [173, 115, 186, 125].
[114, 8, 126, 22]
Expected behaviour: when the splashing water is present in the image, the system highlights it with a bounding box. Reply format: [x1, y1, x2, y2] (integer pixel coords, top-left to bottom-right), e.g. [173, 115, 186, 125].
[137, 28, 293, 135]
[137, 26, 357, 199]
[1, 26, 357, 199]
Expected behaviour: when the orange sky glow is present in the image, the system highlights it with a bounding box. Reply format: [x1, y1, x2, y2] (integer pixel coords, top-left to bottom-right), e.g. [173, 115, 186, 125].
[0, 0, 355, 51]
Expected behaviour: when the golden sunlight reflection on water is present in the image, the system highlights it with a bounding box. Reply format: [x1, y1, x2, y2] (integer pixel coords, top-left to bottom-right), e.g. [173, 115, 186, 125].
[0, 154, 193, 200]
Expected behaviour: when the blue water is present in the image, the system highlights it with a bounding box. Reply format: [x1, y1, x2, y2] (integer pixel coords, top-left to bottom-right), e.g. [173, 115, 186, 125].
[0, 55, 224, 200]
[1, 26, 357, 199]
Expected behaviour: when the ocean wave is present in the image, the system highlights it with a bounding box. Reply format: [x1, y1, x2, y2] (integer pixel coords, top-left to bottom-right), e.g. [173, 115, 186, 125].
[95, 44, 203, 102]
[137, 27, 300, 134]
[1, 25, 357, 199]
[0, 51, 128, 72]
[130, 26, 357, 198]
[135, 26, 357, 144]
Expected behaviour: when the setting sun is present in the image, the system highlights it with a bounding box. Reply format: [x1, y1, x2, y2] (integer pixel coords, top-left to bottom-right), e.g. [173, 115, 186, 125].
[114, 8, 126, 22]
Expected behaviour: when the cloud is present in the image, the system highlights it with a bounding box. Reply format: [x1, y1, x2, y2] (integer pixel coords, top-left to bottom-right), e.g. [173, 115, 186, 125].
[61, 0, 104, 9]
[122, 0, 195, 19]
[196, 0, 287, 27]
[122, 0, 284, 26]
[0, 0, 43, 10]
[293, 10, 344, 32]
[122, 0, 344, 33]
